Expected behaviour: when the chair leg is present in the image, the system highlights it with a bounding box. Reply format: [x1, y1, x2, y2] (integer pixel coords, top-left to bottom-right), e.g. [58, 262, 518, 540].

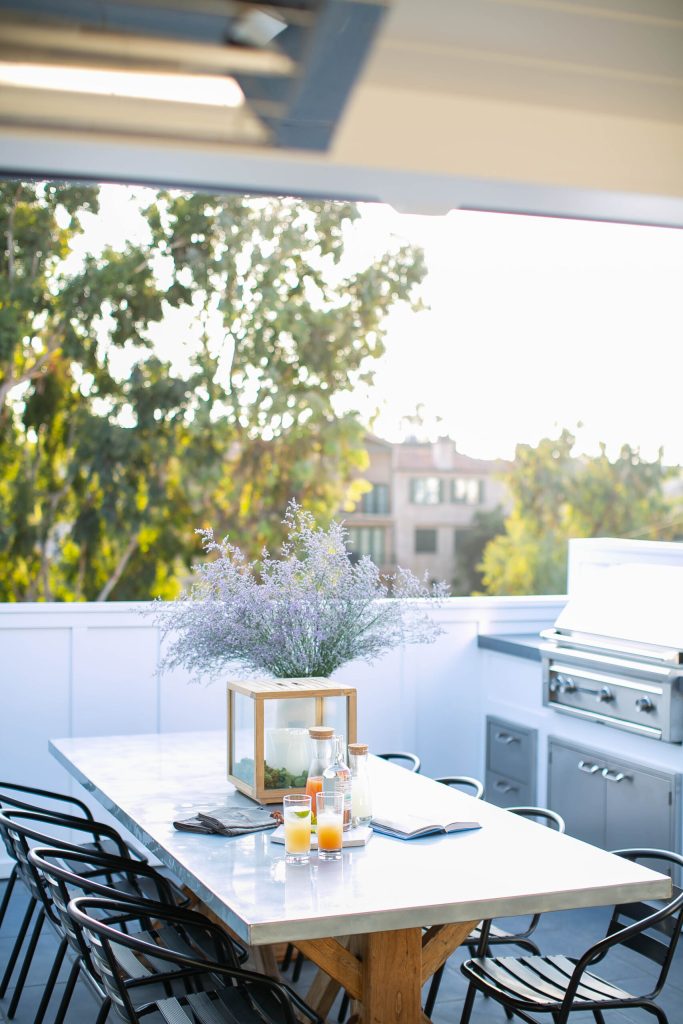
[33, 935, 68, 1024]
[281, 943, 294, 972]
[338, 991, 349, 1022]
[592, 1011, 606, 1024]
[424, 964, 445, 1018]
[292, 951, 305, 983]
[458, 981, 478, 1024]
[0, 866, 19, 929]
[7, 908, 45, 1018]
[94, 996, 111, 1024]
[0, 896, 36, 997]
[52, 960, 80, 1024]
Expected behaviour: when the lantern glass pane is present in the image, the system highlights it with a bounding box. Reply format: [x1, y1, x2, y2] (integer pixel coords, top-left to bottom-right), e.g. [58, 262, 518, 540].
[263, 698, 315, 789]
[232, 690, 255, 787]
[322, 695, 348, 745]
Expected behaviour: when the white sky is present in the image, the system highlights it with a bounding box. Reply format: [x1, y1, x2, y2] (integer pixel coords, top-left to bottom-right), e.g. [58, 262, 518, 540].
[79, 186, 683, 465]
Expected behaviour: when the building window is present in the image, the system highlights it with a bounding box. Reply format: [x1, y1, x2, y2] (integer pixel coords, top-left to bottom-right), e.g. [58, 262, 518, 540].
[452, 477, 483, 505]
[410, 477, 442, 504]
[415, 528, 437, 554]
[360, 483, 390, 514]
[347, 526, 386, 566]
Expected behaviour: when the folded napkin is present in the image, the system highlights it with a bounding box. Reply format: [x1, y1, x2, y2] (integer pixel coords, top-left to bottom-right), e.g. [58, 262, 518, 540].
[174, 805, 280, 836]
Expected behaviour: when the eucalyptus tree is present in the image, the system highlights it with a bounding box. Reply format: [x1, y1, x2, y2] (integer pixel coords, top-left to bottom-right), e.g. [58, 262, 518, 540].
[0, 183, 425, 600]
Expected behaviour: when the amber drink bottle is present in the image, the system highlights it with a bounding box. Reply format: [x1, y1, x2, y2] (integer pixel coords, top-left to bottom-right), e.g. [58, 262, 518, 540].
[306, 726, 334, 827]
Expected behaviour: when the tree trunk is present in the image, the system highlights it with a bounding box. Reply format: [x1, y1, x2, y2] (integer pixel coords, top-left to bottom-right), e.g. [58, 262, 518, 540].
[96, 535, 139, 601]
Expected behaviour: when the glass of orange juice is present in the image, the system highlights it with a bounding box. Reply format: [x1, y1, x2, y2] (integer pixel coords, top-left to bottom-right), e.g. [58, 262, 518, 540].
[316, 791, 344, 861]
[283, 794, 311, 863]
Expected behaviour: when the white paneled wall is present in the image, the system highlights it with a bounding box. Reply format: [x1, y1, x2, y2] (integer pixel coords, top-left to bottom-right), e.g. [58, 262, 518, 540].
[0, 596, 564, 876]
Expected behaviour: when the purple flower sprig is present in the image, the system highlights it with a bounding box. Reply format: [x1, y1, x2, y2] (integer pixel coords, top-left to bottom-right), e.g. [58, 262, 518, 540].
[155, 501, 448, 679]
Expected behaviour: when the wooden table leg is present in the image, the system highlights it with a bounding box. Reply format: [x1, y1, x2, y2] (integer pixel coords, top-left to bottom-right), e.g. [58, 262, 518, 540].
[298, 920, 477, 1024]
[360, 928, 423, 1023]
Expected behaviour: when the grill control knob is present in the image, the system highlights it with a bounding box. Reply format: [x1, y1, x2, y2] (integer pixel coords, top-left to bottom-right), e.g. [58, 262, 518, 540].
[635, 696, 654, 713]
[598, 687, 613, 703]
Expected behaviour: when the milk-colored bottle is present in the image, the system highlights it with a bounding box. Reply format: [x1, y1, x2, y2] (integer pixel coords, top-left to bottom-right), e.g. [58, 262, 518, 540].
[348, 742, 372, 826]
[322, 735, 352, 831]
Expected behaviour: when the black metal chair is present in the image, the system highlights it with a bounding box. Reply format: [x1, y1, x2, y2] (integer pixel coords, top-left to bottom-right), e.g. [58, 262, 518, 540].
[69, 894, 323, 1024]
[378, 751, 421, 773]
[0, 779, 151, 948]
[458, 848, 683, 1024]
[0, 803, 137, 1016]
[0, 781, 104, 937]
[424, 806, 565, 1018]
[435, 776, 485, 799]
[0, 807, 192, 1022]
[27, 844, 249, 1024]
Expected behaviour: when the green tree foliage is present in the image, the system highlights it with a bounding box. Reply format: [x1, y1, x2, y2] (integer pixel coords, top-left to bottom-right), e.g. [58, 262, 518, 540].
[480, 429, 678, 595]
[0, 184, 425, 600]
[451, 506, 505, 595]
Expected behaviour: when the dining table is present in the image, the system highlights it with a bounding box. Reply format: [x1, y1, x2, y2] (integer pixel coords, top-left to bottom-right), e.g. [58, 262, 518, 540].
[49, 731, 671, 1024]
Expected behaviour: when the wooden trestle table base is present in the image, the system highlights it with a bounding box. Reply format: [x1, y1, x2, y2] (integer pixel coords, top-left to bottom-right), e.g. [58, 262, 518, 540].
[298, 922, 477, 1023]
[49, 733, 671, 1024]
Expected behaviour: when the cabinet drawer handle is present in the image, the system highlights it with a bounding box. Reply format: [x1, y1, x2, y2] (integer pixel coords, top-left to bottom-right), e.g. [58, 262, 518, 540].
[494, 780, 519, 793]
[577, 760, 600, 775]
[602, 768, 630, 783]
[495, 732, 520, 745]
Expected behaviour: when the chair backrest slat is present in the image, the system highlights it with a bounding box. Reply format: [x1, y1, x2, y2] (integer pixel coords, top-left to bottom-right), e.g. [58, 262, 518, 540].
[601, 849, 683, 994]
[614, 927, 670, 966]
[612, 895, 682, 933]
[435, 776, 484, 799]
[378, 752, 421, 773]
[86, 928, 139, 1023]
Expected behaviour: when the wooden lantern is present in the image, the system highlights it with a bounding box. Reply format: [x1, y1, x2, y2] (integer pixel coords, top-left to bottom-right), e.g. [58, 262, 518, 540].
[227, 677, 357, 804]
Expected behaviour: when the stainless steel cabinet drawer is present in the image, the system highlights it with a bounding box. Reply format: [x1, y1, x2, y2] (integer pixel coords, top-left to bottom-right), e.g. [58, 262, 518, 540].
[548, 737, 680, 864]
[486, 716, 537, 783]
[486, 770, 532, 808]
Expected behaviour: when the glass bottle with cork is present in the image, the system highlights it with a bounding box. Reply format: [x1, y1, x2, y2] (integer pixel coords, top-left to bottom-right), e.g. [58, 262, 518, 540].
[306, 726, 335, 827]
[322, 734, 352, 831]
[348, 743, 372, 826]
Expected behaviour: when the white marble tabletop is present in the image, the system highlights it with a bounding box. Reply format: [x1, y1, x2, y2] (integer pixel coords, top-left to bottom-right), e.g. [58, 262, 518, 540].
[50, 731, 671, 946]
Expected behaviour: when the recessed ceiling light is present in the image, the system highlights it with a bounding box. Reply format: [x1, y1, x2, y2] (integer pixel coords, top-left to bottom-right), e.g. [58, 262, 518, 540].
[0, 62, 244, 107]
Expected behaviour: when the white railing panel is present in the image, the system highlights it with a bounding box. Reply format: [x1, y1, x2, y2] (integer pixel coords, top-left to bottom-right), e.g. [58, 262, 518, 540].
[0, 597, 566, 876]
[72, 624, 160, 736]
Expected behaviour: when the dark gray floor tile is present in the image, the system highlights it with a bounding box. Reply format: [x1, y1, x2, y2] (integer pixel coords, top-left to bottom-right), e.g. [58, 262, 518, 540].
[0, 975, 98, 1024]
[0, 930, 70, 995]
[0, 886, 33, 942]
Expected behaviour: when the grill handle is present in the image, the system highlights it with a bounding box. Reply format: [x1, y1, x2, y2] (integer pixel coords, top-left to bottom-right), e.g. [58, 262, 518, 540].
[602, 768, 630, 783]
[494, 732, 520, 746]
[577, 760, 600, 775]
[494, 780, 519, 794]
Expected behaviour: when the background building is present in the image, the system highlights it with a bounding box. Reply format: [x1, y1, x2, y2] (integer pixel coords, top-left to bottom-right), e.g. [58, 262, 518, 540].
[345, 436, 509, 589]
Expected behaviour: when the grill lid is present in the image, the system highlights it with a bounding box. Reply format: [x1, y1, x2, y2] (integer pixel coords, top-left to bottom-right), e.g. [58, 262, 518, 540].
[547, 561, 683, 660]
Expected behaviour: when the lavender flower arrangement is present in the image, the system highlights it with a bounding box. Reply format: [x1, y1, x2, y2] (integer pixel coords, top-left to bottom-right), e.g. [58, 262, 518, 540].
[157, 502, 448, 679]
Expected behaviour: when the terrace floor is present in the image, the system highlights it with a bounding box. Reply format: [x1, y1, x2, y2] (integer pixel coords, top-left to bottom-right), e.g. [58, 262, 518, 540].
[1, 881, 681, 1024]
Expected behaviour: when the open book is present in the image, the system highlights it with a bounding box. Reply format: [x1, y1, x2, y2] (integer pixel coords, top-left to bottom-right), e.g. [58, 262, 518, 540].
[371, 810, 481, 841]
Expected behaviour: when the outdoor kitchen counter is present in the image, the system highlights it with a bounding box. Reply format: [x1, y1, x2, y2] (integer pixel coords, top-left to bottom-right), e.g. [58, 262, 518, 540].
[477, 632, 545, 661]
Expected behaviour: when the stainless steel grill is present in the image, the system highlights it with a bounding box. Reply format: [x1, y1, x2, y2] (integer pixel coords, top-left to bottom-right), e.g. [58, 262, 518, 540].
[541, 562, 683, 743]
